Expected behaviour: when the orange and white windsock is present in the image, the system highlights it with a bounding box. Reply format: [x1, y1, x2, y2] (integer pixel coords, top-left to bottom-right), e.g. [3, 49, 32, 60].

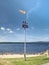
[19, 10, 26, 14]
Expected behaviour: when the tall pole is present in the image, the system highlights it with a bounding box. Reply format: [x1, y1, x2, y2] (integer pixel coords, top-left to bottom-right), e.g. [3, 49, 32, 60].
[19, 9, 28, 61]
[22, 21, 28, 61]
[24, 28, 26, 61]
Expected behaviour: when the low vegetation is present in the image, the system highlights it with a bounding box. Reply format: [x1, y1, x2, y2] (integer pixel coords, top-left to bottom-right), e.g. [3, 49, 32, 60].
[0, 56, 49, 65]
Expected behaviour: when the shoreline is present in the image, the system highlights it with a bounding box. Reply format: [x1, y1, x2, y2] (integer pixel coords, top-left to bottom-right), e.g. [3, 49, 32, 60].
[0, 50, 48, 58]
[0, 53, 43, 58]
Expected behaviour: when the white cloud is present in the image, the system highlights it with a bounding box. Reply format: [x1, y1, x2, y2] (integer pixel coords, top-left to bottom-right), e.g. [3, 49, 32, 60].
[0, 27, 5, 31]
[9, 30, 14, 33]
[0, 27, 14, 34]
[16, 28, 20, 31]
[6, 28, 14, 33]
[6, 28, 11, 31]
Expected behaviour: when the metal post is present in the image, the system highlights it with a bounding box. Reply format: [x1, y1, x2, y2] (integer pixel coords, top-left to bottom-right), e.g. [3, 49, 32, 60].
[19, 10, 28, 61]
[24, 28, 26, 61]
[22, 21, 28, 61]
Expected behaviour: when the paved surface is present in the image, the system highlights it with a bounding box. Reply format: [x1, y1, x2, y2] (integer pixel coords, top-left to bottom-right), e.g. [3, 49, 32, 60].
[42, 63, 49, 65]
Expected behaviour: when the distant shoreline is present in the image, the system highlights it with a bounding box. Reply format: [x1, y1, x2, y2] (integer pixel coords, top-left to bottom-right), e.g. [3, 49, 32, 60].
[0, 42, 49, 44]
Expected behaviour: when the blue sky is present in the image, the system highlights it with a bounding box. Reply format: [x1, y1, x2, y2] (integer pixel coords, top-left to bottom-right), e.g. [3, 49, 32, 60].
[0, 0, 49, 42]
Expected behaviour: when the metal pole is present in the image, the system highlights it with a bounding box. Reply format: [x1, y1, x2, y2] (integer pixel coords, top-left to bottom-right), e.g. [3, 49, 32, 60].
[24, 28, 26, 61]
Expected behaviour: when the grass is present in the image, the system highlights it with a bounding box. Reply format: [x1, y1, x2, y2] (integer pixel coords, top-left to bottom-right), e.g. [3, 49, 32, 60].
[0, 56, 49, 65]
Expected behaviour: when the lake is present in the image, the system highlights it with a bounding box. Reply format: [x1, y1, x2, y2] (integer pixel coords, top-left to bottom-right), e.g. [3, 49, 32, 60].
[0, 42, 49, 54]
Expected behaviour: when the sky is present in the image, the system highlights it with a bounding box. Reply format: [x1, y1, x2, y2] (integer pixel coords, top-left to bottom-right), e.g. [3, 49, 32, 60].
[0, 0, 49, 42]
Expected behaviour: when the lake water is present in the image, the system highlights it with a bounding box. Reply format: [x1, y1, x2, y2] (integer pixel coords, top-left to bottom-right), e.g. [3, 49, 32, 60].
[0, 42, 49, 54]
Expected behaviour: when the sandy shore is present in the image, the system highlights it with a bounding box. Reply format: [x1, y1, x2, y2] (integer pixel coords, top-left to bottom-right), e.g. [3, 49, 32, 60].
[0, 54, 41, 58]
[0, 50, 48, 58]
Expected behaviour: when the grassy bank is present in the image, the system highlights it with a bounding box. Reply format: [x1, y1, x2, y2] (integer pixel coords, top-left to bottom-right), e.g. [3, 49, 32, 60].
[0, 56, 49, 65]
